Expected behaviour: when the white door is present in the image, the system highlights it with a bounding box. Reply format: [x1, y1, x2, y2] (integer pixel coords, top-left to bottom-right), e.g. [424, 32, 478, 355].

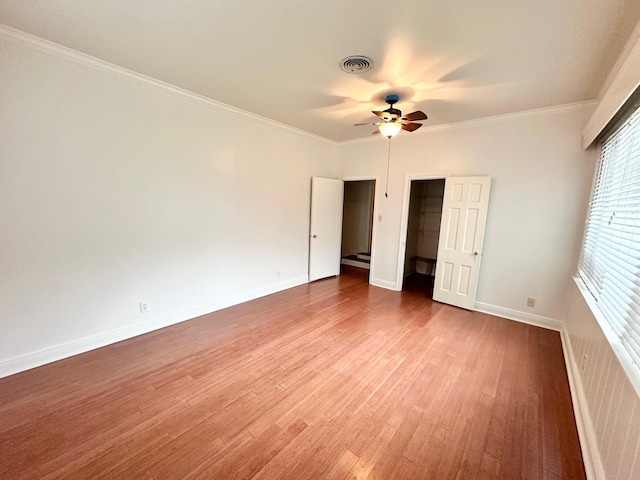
[433, 176, 491, 309]
[309, 177, 344, 282]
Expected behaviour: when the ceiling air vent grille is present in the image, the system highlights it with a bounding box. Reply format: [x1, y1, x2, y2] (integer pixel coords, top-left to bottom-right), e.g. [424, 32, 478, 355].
[339, 55, 374, 74]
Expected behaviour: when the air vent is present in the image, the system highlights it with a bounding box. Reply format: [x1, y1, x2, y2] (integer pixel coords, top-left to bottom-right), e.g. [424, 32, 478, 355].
[339, 55, 374, 74]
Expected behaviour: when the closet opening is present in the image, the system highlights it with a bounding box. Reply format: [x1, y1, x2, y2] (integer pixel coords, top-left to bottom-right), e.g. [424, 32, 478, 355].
[401, 178, 445, 297]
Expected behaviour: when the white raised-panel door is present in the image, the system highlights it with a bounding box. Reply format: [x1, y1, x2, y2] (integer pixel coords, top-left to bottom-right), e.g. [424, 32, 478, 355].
[309, 177, 344, 282]
[433, 176, 491, 310]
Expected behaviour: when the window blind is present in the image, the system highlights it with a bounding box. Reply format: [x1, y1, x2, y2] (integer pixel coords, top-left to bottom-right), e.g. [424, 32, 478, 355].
[579, 106, 640, 369]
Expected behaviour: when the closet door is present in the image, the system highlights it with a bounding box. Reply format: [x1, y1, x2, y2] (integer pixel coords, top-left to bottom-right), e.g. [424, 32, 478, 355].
[433, 176, 491, 310]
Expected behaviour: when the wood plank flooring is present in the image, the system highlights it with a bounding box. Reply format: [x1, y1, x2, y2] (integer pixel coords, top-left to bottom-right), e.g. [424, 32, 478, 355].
[0, 266, 585, 479]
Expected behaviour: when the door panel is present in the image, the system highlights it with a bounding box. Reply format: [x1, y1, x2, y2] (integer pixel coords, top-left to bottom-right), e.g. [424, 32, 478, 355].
[433, 176, 491, 310]
[441, 262, 454, 291]
[309, 177, 344, 282]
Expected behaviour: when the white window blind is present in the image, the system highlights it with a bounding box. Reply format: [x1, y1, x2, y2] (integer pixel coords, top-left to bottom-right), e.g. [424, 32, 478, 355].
[579, 106, 640, 369]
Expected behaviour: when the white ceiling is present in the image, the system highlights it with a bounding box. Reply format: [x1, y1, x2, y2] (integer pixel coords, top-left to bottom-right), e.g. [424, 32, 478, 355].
[1, 1, 639, 142]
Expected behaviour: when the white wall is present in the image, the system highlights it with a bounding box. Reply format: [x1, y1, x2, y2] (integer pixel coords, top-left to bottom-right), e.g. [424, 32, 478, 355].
[339, 104, 596, 323]
[0, 34, 337, 376]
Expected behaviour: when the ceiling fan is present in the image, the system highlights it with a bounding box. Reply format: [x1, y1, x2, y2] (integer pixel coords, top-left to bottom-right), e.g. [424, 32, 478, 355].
[354, 94, 428, 137]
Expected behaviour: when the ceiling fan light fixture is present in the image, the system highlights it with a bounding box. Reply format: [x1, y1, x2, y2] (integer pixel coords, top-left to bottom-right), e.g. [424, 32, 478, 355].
[379, 122, 402, 138]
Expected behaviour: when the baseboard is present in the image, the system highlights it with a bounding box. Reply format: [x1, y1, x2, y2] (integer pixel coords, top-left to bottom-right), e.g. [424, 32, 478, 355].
[0, 275, 309, 379]
[474, 302, 563, 331]
[559, 326, 604, 480]
[369, 277, 398, 291]
[341, 258, 370, 270]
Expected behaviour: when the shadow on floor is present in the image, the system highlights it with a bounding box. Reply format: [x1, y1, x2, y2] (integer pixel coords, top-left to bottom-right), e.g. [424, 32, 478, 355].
[402, 272, 434, 299]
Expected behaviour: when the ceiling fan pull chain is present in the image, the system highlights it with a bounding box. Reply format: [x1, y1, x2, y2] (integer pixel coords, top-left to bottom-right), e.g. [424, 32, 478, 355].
[385, 138, 392, 198]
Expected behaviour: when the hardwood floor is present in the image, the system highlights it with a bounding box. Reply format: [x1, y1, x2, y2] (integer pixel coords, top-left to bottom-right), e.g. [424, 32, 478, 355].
[0, 266, 585, 479]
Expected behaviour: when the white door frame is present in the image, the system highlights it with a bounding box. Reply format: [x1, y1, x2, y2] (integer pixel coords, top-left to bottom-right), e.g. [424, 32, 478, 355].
[341, 175, 380, 282]
[395, 172, 451, 290]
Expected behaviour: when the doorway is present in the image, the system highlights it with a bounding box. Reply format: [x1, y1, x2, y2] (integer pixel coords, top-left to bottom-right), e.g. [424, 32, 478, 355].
[340, 180, 376, 277]
[401, 179, 445, 296]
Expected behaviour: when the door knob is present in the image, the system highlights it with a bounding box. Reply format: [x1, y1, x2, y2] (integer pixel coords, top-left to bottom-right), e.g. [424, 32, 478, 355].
[312, 235, 317, 238]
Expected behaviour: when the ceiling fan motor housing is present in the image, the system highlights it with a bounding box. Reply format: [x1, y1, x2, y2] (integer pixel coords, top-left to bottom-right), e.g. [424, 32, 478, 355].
[383, 94, 401, 118]
[385, 94, 400, 104]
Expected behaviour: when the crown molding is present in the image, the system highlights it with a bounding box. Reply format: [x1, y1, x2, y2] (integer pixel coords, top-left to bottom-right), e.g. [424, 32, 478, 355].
[0, 23, 597, 148]
[0, 24, 337, 146]
[341, 100, 598, 146]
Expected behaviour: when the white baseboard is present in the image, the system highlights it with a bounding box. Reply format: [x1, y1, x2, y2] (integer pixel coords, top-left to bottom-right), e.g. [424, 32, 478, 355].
[474, 302, 563, 331]
[341, 258, 370, 270]
[0, 275, 309, 379]
[559, 326, 604, 480]
[369, 277, 398, 291]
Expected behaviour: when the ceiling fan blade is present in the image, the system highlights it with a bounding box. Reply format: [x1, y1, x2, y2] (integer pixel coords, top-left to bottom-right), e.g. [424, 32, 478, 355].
[372, 129, 381, 135]
[402, 111, 428, 122]
[402, 122, 423, 132]
[372, 111, 386, 119]
[354, 122, 380, 126]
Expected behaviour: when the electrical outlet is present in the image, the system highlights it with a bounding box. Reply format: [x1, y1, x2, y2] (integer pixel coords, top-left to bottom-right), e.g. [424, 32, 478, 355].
[527, 297, 535, 307]
[581, 354, 588, 372]
[139, 302, 149, 313]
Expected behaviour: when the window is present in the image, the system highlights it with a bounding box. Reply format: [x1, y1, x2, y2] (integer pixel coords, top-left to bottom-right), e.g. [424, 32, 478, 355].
[578, 105, 640, 370]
